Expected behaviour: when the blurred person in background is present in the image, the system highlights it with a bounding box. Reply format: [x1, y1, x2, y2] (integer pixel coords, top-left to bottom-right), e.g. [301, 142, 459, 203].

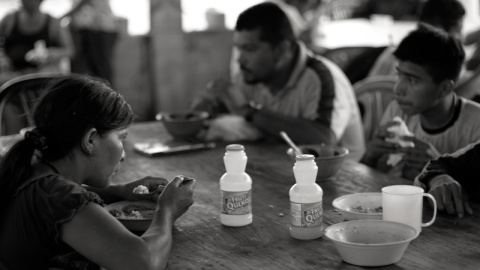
[368, 0, 466, 78]
[192, 2, 366, 161]
[351, 0, 424, 21]
[62, 0, 119, 84]
[0, 0, 74, 85]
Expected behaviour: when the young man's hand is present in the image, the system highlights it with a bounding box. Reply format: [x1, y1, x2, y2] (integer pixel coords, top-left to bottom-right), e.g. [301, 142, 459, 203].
[428, 174, 473, 218]
[361, 121, 400, 166]
[399, 136, 440, 179]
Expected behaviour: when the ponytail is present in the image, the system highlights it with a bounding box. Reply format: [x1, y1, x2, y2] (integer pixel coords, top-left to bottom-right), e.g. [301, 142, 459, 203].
[0, 137, 38, 213]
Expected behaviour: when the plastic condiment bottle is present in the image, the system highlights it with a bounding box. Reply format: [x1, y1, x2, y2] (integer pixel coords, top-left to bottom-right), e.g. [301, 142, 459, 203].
[289, 154, 323, 240]
[220, 144, 252, 226]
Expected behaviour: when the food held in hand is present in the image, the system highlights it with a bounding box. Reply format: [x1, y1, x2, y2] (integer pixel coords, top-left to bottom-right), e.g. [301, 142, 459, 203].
[385, 116, 414, 147]
[386, 116, 414, 166]
[133, 185, 149, 194]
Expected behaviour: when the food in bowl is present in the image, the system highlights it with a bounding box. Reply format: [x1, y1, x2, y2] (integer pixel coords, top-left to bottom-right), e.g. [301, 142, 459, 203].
[324, 220, 418, 266]
[351, 205, 383, 214]
[105, 200, 156, 231]
[332, 193, 383, 220]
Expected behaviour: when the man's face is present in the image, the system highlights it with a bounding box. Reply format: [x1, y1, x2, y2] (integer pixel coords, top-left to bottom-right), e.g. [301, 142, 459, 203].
[394, 61, 443, 116]
[233, 29, 278, 84]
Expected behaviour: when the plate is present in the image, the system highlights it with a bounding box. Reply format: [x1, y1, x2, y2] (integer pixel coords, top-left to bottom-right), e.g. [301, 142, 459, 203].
[105, 200, 156, 232]
[332, 193, 383, 220]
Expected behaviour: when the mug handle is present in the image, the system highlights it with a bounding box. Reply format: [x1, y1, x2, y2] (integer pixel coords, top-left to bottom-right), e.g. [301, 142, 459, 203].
[422, 193, 437, 227]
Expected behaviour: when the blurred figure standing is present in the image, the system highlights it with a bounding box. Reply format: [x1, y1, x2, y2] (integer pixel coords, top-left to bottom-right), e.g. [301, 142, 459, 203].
[0, 0, 74, 84]
[62, 0, 118, 84]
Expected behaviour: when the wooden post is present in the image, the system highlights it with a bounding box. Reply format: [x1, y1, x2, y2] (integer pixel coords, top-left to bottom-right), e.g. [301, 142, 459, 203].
[150, 0, 186, 112]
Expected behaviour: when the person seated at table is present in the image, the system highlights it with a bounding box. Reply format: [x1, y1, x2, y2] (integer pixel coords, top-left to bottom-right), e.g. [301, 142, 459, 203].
[368, 0, 466, 78]
[361, 23, 480, 180]
[0, 0, 74, 85]
[414, 140, 480, 218]
[191, 2, 366, 161]
[0, 75, 196, 269]
[230, 0, 324, 79]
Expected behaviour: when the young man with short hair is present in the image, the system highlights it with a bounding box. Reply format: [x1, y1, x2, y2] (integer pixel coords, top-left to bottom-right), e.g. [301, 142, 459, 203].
[361, 23, 480, 180]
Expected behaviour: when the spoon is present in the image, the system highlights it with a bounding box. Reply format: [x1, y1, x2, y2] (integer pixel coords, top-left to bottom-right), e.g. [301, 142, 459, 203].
[279, 131, 303, 156]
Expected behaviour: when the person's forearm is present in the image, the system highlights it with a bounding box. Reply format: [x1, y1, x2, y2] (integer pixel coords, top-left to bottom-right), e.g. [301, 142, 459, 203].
[360, 153, 378, 168]
[47, 47, 74, 62]
[141, 208, 174, 269]
[84, 184, 124, 204]
[251, 109, 336, 145]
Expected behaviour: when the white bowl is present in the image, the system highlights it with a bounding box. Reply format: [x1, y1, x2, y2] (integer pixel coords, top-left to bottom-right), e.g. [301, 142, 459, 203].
[324, 220, 418, 266]
[332, 193, 383, 220]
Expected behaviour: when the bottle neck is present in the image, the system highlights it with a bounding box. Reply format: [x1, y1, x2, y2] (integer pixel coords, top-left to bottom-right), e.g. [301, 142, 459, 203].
[224, 151, 247, 174]
[293, 160, 318, 185]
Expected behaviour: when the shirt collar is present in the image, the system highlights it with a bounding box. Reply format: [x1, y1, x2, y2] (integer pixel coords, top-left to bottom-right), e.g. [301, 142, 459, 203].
[283, 41, 308, 91]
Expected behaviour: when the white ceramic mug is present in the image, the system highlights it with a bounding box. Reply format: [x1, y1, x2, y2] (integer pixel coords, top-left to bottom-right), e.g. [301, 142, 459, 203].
[382, 185, 436, 234]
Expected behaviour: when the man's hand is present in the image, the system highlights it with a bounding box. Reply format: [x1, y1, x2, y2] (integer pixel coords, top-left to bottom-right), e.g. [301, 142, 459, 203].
[190, 78, 233, 114]
[400, 136, 440, 180]
[428, 175, 473, 218]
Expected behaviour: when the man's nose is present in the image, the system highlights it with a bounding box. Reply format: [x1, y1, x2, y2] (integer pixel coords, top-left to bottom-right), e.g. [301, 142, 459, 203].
[394, 79, 406, 96]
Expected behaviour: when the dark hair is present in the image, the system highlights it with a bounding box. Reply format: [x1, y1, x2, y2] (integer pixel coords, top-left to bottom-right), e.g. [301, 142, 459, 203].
[419, 0, 465, 34]
[393, 23, 465, 83]
[235, 2, 295, 46]
[0, 75, 134, 211]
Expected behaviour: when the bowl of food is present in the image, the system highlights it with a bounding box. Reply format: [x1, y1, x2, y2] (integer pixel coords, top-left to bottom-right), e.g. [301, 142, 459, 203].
[156, 111, 209, 140]
[286, 144, 349, 179]
[105, 200, 156, 232]
[332, 193, 383, 220]
[324, 220, 418, 267]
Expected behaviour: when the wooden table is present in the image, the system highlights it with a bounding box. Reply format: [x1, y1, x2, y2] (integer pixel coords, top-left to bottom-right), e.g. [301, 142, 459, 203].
[112, 122, 480, 270]
[1, 122, 478, 269]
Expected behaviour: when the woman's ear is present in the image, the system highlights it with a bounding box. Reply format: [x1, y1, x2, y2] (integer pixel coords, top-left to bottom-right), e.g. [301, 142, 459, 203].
[81, 128, 98, 156]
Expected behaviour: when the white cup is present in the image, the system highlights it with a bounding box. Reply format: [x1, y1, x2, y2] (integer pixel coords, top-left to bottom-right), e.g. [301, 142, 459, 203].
[382, 185, 436, 234]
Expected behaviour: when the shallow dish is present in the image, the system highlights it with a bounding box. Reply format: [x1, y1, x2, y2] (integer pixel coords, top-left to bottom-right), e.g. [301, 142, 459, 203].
[324, 220, 418, 267]
[105, 200, 156, 232]
[156, 111, 209, 140]
[332, 192, 383, 220]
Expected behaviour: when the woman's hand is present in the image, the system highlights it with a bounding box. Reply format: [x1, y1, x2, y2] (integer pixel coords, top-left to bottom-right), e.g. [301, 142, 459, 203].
[157, 175, 196, 221]
[117, 176, 169, 202]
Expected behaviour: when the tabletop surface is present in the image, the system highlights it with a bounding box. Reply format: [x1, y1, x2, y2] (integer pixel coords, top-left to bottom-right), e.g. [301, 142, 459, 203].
[109, 122, 480, 270]
[1, 122, 477, 269]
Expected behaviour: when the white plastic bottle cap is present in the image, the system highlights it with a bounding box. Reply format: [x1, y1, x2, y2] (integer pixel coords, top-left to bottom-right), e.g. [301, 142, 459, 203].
[226, 144, 244, 151]
[295, 154, 315, 161]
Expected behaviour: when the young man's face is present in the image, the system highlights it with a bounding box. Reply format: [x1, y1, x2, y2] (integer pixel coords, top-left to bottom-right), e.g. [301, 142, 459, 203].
[393, 61, 444, 116]
[233, 29, 278, 84]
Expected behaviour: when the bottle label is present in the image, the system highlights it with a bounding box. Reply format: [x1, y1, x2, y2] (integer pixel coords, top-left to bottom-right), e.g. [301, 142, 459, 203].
[290, 201, 323, 228]
[221, 190, 252, 215]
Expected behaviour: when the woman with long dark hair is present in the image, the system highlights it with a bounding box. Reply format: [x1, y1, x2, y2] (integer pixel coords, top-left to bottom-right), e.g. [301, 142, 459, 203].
[0, 75, 195, 270]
